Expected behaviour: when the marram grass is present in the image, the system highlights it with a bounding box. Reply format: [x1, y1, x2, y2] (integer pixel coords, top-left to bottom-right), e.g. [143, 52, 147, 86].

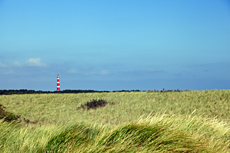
[0, 90, 230, 152]
[1, 114, 230, 152]
[1, 90, 230, 126]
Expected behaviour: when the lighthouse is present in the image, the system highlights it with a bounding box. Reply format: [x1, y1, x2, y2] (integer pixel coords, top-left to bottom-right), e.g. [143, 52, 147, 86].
[57, 74, 60, 91]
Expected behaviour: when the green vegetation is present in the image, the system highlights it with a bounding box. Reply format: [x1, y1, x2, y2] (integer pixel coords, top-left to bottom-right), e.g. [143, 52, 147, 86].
[0, 104, 20, 122]
[0, 90, 230, 152]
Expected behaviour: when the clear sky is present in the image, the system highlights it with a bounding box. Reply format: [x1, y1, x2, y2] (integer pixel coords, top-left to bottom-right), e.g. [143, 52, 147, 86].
[0, 0, 230, 91]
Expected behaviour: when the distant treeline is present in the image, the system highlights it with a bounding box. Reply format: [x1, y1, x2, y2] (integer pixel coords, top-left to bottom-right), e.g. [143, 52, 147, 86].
[0, 89, 105, 95]
[0, 89, 186, 95]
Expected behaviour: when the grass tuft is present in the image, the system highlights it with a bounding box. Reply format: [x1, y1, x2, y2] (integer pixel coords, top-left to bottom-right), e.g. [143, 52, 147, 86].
[45, 123, 100, 152]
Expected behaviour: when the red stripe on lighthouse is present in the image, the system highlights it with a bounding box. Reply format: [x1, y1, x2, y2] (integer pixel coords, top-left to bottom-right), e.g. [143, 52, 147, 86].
[57, 74, 60, 91]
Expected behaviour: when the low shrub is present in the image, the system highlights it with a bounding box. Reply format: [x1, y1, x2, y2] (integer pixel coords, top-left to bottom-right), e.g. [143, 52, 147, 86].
[0, 104, 20, 122]
[76, 99, 109, 110]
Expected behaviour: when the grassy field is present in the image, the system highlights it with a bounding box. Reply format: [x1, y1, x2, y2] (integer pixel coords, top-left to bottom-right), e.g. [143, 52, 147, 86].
[0, 90, 230, 152]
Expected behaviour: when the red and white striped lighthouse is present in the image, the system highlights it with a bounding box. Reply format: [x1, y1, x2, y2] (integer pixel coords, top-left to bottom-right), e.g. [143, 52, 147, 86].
[57, 74, 60, 91]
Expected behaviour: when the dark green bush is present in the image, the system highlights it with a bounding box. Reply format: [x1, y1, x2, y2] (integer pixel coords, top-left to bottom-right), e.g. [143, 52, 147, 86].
[0, 104, 20, 122]
[76, 99, 109, 110]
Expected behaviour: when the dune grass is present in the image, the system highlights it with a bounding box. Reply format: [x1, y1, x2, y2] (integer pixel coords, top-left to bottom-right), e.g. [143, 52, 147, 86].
[0, 90, 230, 152]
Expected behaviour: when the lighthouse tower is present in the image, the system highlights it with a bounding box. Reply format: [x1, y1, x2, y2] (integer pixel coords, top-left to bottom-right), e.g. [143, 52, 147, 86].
[57, 74, 60, 91]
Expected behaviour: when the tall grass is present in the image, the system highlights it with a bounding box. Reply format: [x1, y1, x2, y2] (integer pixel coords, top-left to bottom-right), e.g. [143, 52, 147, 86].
[0, 90, 230, 152]
[1, 114, 229, 152]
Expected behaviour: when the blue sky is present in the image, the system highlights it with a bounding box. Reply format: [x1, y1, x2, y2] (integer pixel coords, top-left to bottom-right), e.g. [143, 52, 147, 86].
[0, 0, 230, 91]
